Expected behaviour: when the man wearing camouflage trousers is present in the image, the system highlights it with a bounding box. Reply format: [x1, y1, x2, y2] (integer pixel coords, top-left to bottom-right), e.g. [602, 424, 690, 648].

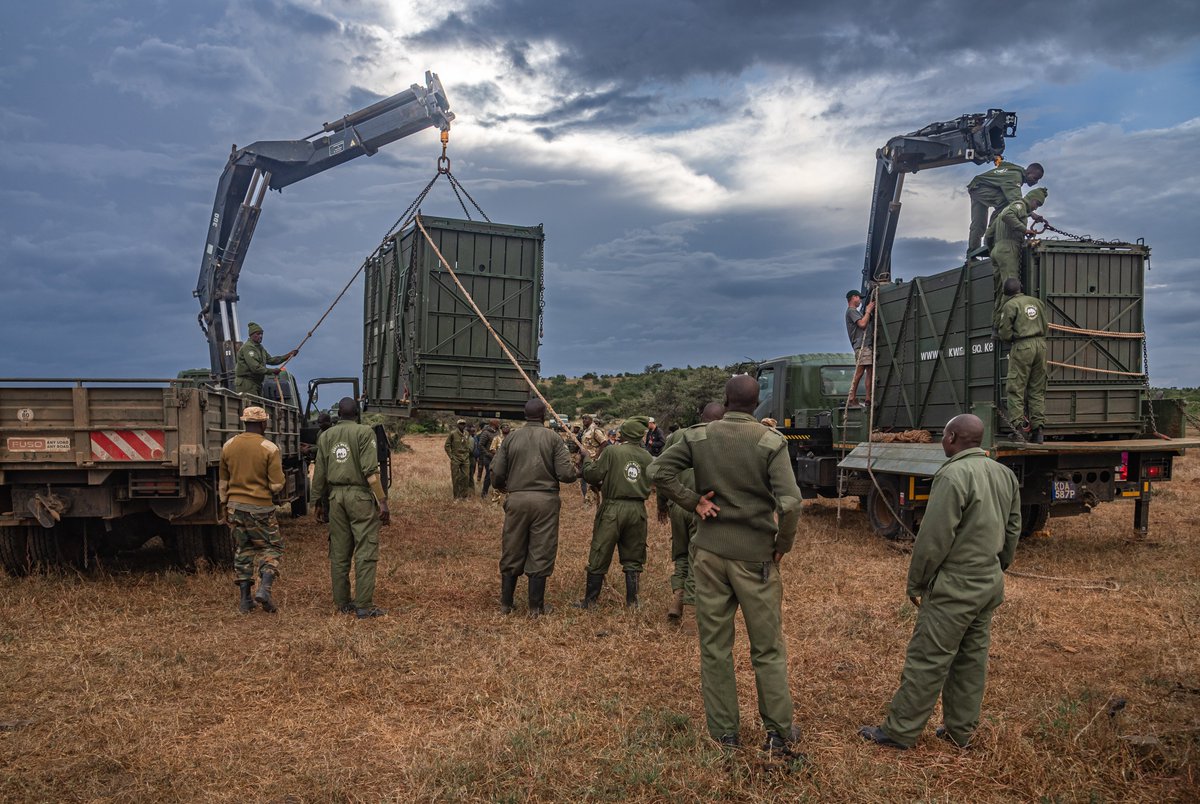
[219, 405, 285, 614]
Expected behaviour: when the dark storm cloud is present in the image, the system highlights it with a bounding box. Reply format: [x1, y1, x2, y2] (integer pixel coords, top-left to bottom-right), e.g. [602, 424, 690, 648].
[413, 0, 1200, 90]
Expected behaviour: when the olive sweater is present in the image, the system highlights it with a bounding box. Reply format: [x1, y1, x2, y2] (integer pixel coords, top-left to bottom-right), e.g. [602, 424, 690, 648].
[649, 411, 803, 562]
[219, 432, 285, 507]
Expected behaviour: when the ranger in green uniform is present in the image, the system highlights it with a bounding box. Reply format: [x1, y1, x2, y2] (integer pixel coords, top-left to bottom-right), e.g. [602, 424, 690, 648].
[860, 414, 1020, 750]
[311, 397, 391, 619]
[650, 376, 804, 756]
[967, 161, 1043, 258]
[234, 322, 296, 395]
[490, 399, 579, 616]
[219, 405, 285, 614]
[444, 419, 473, 499]
[575, 416, 654, 609]
[998, 278, 1049, 443]
[654, 402, 725, 623]
[986, 187, 1048, 328]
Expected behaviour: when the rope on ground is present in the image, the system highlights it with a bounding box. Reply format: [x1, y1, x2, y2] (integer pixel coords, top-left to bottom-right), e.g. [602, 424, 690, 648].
[1007, 570, 1120, 592]
[1047, 360, 1145, 378]
[1048, 323, 1144, 339]
[414, 216, 584, 453]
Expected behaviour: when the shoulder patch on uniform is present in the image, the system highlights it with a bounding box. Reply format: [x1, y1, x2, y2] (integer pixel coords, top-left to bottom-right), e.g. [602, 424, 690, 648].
[757, 430, 785, 450]
[687, 426, 708, 442]
[260, 439, 279, 454]
[222, 436, 238, 448]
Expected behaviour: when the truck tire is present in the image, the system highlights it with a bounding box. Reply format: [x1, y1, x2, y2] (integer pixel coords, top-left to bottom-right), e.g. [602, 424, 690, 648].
[172, 525, 209, 571]
[27, 525, 63, 570]
[866, 476, 904, 541]
[0, 527, 31, 576]
[1020, 504, 1049, 539]
[206, 524, 236, 567]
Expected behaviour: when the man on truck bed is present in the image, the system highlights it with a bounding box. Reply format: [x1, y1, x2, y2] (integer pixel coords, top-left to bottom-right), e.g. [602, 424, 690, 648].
[966, 160, 1044, 258]
[860, 413, 1020, 750]
[986, 187, 1048, 329]
[845, 290, 875, 407]
[234, 322, 297, 395]
[220, 406, 285, 614]
[998, 278, 1049, 443]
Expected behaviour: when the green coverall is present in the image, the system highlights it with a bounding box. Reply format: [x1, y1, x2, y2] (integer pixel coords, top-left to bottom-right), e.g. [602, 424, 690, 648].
[582, 441, 652, 574]
[986, 194, 1038, 329]
[444, 427, 473, 499]
[881, 447, 1021, 747]
[311, 420, 384, 610]
[998, 293, 1049, 430]
[650, 412, 804, 741]
[967, 161, 1028, 256]
[490, 421, 578, 577]
[233, 340, 289, 395]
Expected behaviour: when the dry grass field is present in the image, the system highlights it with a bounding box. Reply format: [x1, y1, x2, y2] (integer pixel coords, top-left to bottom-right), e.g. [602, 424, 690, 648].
[1, 434, 1198, 802]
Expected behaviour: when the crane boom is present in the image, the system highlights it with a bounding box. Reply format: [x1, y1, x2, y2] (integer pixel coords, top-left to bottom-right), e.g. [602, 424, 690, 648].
[195, 71, 454, 388]
[862, 109, 1017, 293]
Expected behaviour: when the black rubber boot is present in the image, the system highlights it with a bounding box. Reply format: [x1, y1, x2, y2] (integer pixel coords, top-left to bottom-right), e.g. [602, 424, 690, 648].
[237, 580, 256, 614]
[624, 570, 640, 608]
[528, 575, 551, 617]
[573, 572, 604, 609]
[254, 568, 278, 613]
[1030, 427, 1044, 444]
[500, 573, 518, 614]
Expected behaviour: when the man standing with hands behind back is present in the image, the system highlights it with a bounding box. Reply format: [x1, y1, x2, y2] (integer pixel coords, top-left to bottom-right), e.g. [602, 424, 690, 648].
[311, 397, 391, 619]
[651, 375, 805, 757]
[860, 413, 1020, 750]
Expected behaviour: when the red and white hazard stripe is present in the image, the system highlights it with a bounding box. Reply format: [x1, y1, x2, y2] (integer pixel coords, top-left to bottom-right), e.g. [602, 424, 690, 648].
[90, 430, 166, 462]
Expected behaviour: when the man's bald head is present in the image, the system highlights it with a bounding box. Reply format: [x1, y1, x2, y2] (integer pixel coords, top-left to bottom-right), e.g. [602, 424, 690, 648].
[942, 413, 984, 457]
[1003, 277, 1022, 296]
[724, 375, 760, 413]
[700, 402, 725, 423]
[337, 397, 359, 420]
[525, 398, 547, 421]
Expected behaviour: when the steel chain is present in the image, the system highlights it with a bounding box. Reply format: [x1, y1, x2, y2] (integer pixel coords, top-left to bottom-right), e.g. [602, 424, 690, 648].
[1142, 337, 1160, 436]
[1037, 220, 1130, 246]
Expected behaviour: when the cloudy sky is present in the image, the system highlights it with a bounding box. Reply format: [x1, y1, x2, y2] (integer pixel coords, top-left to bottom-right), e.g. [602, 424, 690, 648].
[1, 0, 1198, 392]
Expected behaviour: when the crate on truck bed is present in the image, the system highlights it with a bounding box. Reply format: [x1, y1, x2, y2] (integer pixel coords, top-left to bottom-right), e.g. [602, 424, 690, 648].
[363, 214, 544, 418]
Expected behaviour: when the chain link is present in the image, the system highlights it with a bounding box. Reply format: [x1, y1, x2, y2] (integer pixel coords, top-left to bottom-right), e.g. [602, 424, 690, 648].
[1037, 220, 1131, 246]
[1142, 336, 1159, 437]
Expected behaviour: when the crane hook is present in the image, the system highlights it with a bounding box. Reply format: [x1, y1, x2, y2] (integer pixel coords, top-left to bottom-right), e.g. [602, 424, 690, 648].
[438, 129, 450, 174]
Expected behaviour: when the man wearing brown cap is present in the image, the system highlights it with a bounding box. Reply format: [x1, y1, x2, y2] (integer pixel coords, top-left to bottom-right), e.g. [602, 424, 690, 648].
[219, 405, 286, 613]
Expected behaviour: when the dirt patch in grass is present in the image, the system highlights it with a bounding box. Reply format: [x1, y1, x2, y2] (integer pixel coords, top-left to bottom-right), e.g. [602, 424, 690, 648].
[1, 436, 1197, 801]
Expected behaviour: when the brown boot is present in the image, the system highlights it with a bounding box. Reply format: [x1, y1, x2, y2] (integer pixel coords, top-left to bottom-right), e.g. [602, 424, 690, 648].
[667, 588, 684, 623]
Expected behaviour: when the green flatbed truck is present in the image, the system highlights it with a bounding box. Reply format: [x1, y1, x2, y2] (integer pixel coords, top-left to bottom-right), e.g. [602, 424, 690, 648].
[756, 243, 1197, 540]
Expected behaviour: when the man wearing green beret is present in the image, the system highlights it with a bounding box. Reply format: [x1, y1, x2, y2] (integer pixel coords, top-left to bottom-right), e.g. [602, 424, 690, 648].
[575, 415, 654, 609]
[985, 187, 1048, 330]
[234, 322, 297, 395]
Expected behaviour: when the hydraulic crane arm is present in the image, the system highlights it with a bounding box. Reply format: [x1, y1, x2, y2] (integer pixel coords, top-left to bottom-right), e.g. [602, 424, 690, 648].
[862, 109, 1017, 293]
[195, 71, 454, 388]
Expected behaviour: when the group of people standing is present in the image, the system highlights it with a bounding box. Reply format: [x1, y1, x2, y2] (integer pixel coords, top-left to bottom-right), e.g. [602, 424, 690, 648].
[842, 158, 1052, 441]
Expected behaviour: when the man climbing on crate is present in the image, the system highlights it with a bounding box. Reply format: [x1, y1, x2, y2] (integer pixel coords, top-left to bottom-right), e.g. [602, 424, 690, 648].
[986, 187, 1048, 330]
[219, 406, 286, 614]
[845, 290, 875, 407]
[998, 278, 1049, 443]
[234, 322, 297, 396]
[966, 160, 1044, 259]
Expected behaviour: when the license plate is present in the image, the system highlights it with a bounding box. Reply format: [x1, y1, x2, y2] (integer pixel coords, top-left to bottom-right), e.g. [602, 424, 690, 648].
[1051, 479, 1078, 501]
[6, 436, 71, 452]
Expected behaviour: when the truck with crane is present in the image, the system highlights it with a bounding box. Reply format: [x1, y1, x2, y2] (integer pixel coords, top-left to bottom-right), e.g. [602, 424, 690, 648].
[0, 73, 454, 574]
[756, 109, 1197, 540]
